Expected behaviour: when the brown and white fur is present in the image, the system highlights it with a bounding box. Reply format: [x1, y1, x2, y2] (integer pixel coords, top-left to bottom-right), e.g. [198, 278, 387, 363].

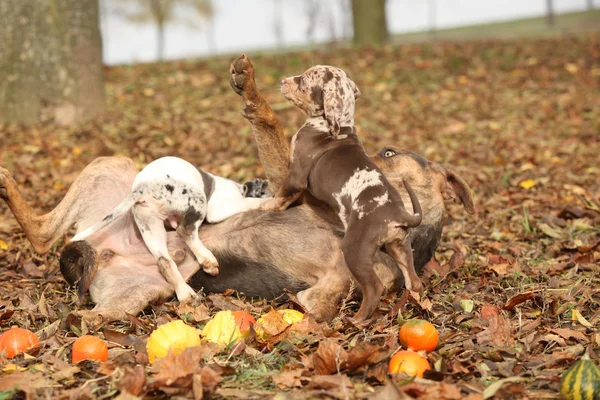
[0, 55, 475, 326]
[261, 66, 425, 322]
[71, 156, 268, 302]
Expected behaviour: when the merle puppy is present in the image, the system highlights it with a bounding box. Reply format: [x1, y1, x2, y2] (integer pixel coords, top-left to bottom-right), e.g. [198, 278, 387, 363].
[261, 66, 423, 323]
[73, 156, 268, 301]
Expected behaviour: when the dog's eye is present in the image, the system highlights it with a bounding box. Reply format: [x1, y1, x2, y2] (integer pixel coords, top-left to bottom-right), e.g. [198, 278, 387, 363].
[383, 150, 397, 158]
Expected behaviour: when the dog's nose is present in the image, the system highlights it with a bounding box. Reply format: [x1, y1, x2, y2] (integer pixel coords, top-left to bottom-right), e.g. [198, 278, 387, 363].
[281, 79, 286, 85]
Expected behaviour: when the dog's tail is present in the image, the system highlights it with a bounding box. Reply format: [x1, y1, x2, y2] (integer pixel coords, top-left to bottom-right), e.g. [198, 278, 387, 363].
[72, 194, 136, 241]
[60, 240, 98, 297]
[399, 180, 422, 227]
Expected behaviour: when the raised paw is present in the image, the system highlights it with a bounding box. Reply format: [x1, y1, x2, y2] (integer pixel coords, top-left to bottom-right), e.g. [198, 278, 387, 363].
[175, 283, 197, 302]
[229, 54, 256, 96]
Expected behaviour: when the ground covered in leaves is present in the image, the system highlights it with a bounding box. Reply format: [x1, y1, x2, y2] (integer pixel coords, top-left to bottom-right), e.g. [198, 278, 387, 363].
[0, 33, 599, 399]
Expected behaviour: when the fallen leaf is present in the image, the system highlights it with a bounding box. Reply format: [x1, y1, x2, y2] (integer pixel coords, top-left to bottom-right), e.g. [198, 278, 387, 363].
[483, 377, 527, 399]
[271, 369, 306, 389]
[502, 292, 536, 311]
[312, 339, 348, 375]
[519, 179, 536, 190]
[477, 304, 514, 347]
[118, 365, 146, 396]
[571, 309, 593, 328]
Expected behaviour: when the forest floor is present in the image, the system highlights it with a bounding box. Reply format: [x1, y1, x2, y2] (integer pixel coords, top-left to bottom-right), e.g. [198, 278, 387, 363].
[0, 33, 599, 399]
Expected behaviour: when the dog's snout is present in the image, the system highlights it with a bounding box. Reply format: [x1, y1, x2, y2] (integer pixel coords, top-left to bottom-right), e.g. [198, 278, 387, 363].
[281, 79, 286, 85]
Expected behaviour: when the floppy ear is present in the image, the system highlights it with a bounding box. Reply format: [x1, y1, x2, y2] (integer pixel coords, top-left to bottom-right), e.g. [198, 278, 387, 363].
[323, 78, 342, 137]
[445, 167, 476, 215]
[349, 78, 361, 100]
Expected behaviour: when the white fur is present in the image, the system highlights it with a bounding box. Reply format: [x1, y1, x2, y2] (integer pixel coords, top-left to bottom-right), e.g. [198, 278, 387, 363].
[333, 168, 383, 226]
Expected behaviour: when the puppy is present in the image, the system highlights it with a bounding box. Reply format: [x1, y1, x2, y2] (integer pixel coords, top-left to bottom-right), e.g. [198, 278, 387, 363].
[261, 66, 423, 323]
[72, 156, 268, 301]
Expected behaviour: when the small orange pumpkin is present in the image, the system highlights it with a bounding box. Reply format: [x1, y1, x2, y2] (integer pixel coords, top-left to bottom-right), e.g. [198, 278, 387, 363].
[399, 319, 439, 352]
[388, 350, 431, 378]
[232, 310, 256, 338]
[0, 327, 40, 358]
[72, 335, 108, 363]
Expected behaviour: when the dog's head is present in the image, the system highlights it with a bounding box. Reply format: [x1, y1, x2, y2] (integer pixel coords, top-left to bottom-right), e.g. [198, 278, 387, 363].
[243, 178, 270, 199]
[281, 65, 361, 137]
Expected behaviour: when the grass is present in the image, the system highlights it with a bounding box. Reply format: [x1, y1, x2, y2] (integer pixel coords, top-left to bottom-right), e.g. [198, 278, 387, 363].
[390, 9, 600, 43]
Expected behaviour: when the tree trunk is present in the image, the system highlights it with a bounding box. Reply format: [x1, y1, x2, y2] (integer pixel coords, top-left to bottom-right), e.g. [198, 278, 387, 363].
[0, 0, 105, 125]
[351, 0, 388, 45]
[157, 20, 165, 61]
[546, 0, 555, 27]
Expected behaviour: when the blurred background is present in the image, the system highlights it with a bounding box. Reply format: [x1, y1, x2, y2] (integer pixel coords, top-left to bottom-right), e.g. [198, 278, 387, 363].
[101, 0, 600, 65]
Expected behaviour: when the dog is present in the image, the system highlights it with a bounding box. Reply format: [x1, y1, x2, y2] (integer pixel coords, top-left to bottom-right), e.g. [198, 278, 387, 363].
[0, 55, 475, 326]
[260, 65, 425, 322]
[71, 156, 269, 301]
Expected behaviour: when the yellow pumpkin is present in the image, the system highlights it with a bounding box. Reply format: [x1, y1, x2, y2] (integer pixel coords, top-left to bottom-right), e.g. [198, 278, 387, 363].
[146, 320, 201, 363]
[201, 311, 243, 346]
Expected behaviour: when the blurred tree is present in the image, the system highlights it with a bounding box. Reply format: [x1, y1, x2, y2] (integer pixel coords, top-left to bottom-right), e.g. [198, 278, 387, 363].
[351, 0, 388, 45]
[118, 0, 213, 61]
[189, 0, 216, 54]
[0, 0, 105, 125]
[587, 0, 594, 10]
[273, 0, 284, 49]
[304, 0, 320, 43]
[546, 0, 554, 27]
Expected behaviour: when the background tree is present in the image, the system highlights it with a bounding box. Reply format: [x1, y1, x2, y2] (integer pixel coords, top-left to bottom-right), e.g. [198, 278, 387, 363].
[0, 0, 105, 125]
[587, 0, 594, 10]
[546, 0, 555, 27]
[190, 0, 216, 54]
[118, 0, 213, 61]
[351, 0, 388, 45]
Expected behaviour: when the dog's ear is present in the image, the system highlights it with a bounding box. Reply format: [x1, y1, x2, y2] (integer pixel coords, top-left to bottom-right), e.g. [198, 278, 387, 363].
[349, 78, 361, 100]
[323, 79, 343, 137]
[445, 167, 476, 215]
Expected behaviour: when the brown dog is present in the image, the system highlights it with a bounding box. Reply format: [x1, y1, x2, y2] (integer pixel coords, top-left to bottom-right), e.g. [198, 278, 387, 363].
[261, 66, 424, 322]
[0, 55, 475, 325]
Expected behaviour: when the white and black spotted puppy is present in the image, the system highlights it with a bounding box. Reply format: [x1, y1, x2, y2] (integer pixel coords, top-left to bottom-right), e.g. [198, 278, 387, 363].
[72, 156, 269, 301]
[261, 65, 424, 323]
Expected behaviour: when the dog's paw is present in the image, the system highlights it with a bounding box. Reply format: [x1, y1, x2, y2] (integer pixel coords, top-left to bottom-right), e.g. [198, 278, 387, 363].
[176, 284, 197, 302]
[229, 54, 256, 96]
[201, 257, 219, 276]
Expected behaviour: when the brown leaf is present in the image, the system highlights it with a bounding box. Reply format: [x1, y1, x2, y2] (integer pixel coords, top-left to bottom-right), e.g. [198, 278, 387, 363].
[271, 368, 307, 389]
[502, 292, 536, 311]
[103, 329, 137, 347]
[176, 302, 211, 323]
[550, 328, 589, 343]
[477, 304, 514, 347]
[152, 344, 220, 387]
[118, 365, 146, 396]
[308, 374, 353, 390]
[21, 260, 44, 278]
[312, 339, 348, 375]
[344, 342, 391, 372]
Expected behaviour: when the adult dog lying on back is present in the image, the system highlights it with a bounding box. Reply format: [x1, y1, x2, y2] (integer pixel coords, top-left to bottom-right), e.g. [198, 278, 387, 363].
[0, 55, 475, 325]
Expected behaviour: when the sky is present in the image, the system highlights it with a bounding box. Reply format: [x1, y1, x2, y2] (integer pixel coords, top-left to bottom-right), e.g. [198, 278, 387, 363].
[100, 0, 598, 65]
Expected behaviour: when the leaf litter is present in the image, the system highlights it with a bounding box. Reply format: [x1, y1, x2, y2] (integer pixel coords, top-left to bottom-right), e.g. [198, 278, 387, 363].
[0, 33, 599, 399]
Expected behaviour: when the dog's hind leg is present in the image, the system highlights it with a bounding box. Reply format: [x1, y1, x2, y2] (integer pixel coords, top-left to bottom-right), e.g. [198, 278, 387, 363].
[0, 157, 136, 254]
[385, 238, 424, 293]
[177, 208, 219, 276]
[341, 229, 383, 323]
[133, 204, 197, 301]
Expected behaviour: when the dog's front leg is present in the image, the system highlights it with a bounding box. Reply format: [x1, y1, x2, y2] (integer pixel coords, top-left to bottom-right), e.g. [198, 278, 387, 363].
[260, 157, 308, 212]
[0, 158, 137, 254]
